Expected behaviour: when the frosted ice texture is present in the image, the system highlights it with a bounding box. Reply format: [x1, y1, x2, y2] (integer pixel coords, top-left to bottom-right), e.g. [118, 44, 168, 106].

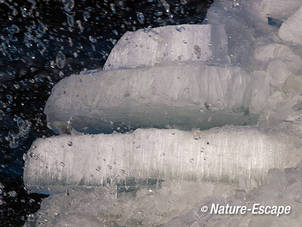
[103, 24, 230, 70]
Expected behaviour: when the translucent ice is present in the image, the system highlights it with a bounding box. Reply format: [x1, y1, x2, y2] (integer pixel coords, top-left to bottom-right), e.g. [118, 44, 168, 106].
[253, 43, 302, 74]
[24, 0, 302, 225]
[103, 24, 230, 70]
[32, 182, 236, 227]
[245, 0, 302, 22]
[23, 126, 301, 191]
[279, 6, 302, 46]
[166, 162, 302, 227]
[45, 63, 256, 134]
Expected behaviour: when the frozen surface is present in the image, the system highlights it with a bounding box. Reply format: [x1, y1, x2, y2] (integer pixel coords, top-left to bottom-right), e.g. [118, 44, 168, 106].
[279, 6, 302, 46]
[45, 63, 256, 134]
[103, 24, 230, 70]
[24, 126, 301, 191]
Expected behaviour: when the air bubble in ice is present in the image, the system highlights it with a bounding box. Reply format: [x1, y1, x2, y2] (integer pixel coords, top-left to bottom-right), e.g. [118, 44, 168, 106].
[154, 11, 163, 17]
[29, 152, 39, 160]
[89, 36, 96, 43]
[27, 214, 35, 222]
[21, 7, 29, 17]
[110, 3, 116, 14]
[37, 22, 48, 33]
[76, 20, 84, 32]
[8, 24, 20, 34]
[67, 13, 75, 27]
[55, 51, 66, 69]
[112, 29, 118, 36]
[160, 0, 170, 13]
[62, 0, 75, 12]
[27, 0, 36, 6]
[176, 26, 185, 32]
[6, 94, 13, 104]
[83, 11, 90, 21]
[8, 191, 17, 198]
[136, 12, 145, 24]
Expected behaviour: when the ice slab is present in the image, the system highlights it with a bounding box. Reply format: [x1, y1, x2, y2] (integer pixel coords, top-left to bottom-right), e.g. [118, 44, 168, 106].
[103, 24, 230, 70]
[279, 6, 302, 46]
[23, 126, 301, 191]
[45, 63, 257, 134]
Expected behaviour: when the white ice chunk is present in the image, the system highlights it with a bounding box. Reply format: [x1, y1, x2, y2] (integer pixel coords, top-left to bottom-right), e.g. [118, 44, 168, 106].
[279, 6, 302, 46]
[167, 162, 302, 227]
[283, 75, 302, 95]
[254, 43, 302, 74]
[103, 24, 230, 70]
[206, 2, 258, 69]
[45, 63, 256, 134]
[249, 71, 270, 114]
[23, 127, 301, 191]
[246, 0, 302, 22]
[249, 69, 302, 128]
[267, 60, 292, 88]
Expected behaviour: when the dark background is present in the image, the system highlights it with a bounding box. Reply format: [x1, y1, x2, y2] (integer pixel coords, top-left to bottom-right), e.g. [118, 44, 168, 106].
[0, 0, 213, 225]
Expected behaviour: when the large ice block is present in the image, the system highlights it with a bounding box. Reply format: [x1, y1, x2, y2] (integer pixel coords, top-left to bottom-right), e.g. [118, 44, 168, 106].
[44, 63, 257, 134]
[279, 6, 302, 46]
[103, 24, 230, 70]
[23, 127, 301, 191]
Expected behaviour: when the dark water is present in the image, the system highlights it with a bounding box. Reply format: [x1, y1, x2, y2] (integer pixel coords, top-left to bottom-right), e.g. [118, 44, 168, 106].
[0, 0, 212, 225]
